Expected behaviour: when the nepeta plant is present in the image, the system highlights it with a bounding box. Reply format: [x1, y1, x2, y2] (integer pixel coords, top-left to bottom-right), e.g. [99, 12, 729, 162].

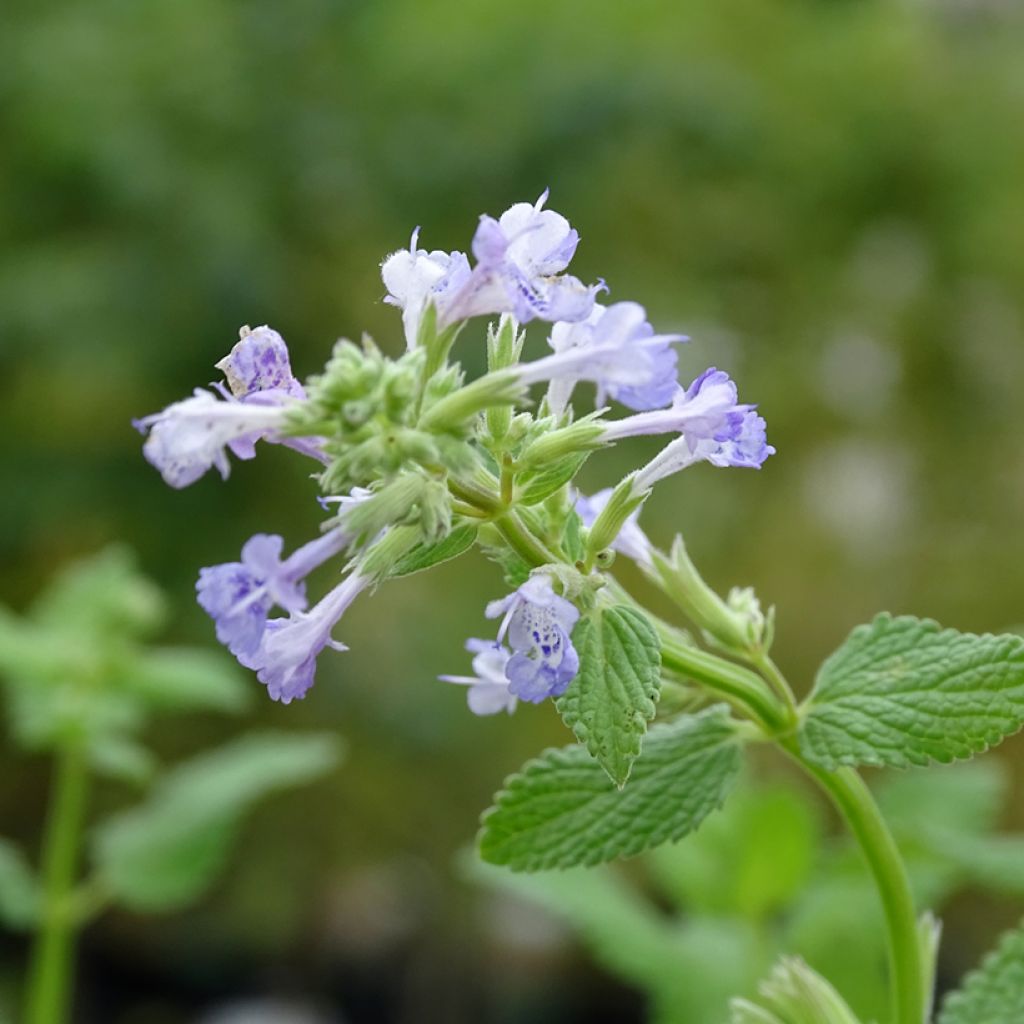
[137, 193, 1024, 1022]
[0, 549, 340, 1024]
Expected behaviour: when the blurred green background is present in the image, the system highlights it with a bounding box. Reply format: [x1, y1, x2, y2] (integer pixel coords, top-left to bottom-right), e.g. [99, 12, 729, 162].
[3, 0, 1024, 1020]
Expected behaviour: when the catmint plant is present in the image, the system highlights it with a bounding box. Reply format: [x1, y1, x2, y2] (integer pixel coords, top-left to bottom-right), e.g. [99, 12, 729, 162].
[0, 549, 340, 1024]
[137, 193, 1024, 1023]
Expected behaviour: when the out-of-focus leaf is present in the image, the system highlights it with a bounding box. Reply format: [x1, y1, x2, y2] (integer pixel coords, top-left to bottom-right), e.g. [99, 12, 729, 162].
[5, 675, 144, 755]
[876, 759, 1006, 838]
[92, 732, 341, 911]
[647, 783, 821, 920]
[0, 838, 40, 929]
[119, 646, 250, 714]
[30, 547, 167, 640]
[469, 856, 764, 1024]
[87, 734, 157, 785]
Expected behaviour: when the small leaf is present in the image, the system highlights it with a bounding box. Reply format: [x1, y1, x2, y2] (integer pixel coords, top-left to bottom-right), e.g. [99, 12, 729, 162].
[93, 732, 340, 911]
[556, 606, 661, 786]
[0, 837, 39, 929]
[799, 614, 1024, 769]
[561, 510, 585, 564]
[516, 452, 590, 506]
[479, 705, 741, 871]
[938, 917, 1024, 1024]
[121, 647, 250, 714]
[390, 523, 477, 578]
[87, 734, 157, 784]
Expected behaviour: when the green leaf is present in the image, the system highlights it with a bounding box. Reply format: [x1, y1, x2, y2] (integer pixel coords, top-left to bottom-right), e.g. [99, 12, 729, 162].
[478, 706, 741, 871]
[120, 646, 250, 714]
[556, 606, 662, 786]
[799, 614, 1024, 769]
[561, 510, 585, 563]
[938, 918, 1024, 1024]
[87, 734, 157, 784]
[93, 732, 340, 911]
[0, 838, 39, 929]
[390, 523, 477, 577]
[516, 452, 590, 505]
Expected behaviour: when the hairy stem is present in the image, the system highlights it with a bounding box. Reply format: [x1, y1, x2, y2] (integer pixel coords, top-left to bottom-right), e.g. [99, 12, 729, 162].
[494, 511, 561, 568]
[24, 741, 90, 1024]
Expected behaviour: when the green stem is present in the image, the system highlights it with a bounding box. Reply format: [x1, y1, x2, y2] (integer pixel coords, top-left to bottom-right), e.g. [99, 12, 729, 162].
[24, 741, 90, 1024]
[784, 743, 924, 1024]
[660, 639, 789, 734]
[494, 512, 561, 568]
[750, 652, 799, 727]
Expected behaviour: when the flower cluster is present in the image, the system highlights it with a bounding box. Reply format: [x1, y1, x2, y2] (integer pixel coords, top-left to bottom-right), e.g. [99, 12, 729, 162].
[136, 193, 773, 710]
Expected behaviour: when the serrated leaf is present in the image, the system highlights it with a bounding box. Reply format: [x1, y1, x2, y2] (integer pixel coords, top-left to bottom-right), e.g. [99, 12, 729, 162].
[799, 614, 1024, 769]
[938, 918, 1024, 1024]
[390, 523, 477, 577]
[479, 705, 741, 871]
[556, 606, 661, 786]
[93, 732, 340, 911]
[516, 452, 590, 505]
[0, 838, 39, 929]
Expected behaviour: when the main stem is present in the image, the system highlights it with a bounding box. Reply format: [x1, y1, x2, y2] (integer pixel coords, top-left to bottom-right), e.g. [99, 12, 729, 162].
[24, 741, 90, 1024]
[784, 743, 924, 1024]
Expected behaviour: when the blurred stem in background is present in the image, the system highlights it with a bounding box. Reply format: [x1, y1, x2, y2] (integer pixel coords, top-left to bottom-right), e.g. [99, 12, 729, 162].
[24, 738, 90, 1024]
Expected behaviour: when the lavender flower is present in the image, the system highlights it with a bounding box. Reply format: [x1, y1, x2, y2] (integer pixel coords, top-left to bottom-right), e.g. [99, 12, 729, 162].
[574, 488, 653, 568]
[545, 303, 685, 415]
[197, 528, 351, 659]
[615, 370, 774, 491]
[383, 192, 603, 336]
[240, 572, 371, 704]
[380, 229, 472, 348]
[439, 639, 517, 716]
[215, 325, 305, 399]
[135, 326, 320, 488]
[486, 576, 580, 703]
[134, 389, 291, 488]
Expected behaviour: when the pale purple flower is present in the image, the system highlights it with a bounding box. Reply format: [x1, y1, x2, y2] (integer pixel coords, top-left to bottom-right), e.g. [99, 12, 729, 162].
[381, 229, 472, 348]
[197, 528, 352, 659]
[135, 326, 325, 487]
[134, 389, 291, 489]
[486, 576, 580, 703]
[215, 325, 305, 399]
[240, 572, 371, 704]
[545, 303, 685, 415]
[574, 488, 653, 568]
[439, 639, 517, 716]
[621, 370, 774, 491]
[599, 368, 747, 443]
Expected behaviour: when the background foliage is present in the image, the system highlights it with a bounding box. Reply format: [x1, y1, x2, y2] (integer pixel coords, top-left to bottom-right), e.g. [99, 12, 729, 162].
[2, 0, 1024, 1020]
